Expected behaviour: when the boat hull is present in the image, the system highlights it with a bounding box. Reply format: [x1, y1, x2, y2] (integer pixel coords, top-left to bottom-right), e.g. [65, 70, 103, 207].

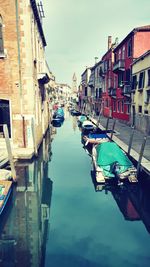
[0, 180, 12, 215]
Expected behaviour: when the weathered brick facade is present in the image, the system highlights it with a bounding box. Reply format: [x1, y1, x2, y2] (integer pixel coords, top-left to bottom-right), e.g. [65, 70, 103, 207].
[0, 0, 49, 152]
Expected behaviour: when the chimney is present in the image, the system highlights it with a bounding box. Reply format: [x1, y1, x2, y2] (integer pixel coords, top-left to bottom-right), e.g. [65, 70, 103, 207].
[95, 57, 98, 65]
[108, 36, 112, 50]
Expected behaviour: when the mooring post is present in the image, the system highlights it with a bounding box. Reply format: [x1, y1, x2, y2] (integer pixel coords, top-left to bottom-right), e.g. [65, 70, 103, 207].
[128, 126, 135, 155]
[97, 111, 101, 125]
[137, 136, 147, 175]
[110, 119, 116, 140]
[31, 117, 38, 156]
[106, 117, 110, 131]
[3, 124, 17, 181]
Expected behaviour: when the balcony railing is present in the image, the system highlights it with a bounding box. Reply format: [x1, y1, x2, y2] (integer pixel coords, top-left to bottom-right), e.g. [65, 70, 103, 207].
[122, 85, 132, 95]
[108, 87, 116, 96]
[113, 60, 125, 72]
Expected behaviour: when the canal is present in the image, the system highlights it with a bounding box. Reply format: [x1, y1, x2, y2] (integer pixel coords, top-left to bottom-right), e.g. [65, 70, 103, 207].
[0, 111, 150, 267]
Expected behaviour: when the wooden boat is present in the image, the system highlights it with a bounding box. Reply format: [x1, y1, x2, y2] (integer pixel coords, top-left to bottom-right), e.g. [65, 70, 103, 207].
[92, 142, 138, 184]
[0, 180, 12, 215]
[81, 120, 96, 134]
[77, 115, 87, 127]
[70, 109, 81, 116]
[52, 107, 65, 125]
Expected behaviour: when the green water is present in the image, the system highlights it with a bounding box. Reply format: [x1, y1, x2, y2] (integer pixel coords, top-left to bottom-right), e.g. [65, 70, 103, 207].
[0, 113, 150, 267]
[45, 115, 150, 267]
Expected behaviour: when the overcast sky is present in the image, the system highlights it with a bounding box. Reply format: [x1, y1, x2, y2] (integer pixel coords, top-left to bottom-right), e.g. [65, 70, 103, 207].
[43, 0, 150, 86]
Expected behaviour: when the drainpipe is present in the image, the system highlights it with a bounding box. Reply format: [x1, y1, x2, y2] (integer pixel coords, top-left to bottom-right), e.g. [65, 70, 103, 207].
[15, 0, 26, 147]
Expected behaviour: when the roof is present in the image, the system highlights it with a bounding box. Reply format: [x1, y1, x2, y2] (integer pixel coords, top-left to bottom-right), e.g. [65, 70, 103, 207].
[132, 50, 150, 65]
[114, 25, 150, 52]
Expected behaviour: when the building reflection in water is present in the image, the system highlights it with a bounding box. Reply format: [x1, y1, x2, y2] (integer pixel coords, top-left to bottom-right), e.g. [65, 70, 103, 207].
[0, 129, 54, 267]
[92, 172, 150, 234]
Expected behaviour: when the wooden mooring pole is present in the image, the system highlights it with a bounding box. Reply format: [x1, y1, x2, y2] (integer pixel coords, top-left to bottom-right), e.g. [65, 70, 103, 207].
[3, 124, 17, 181]
[106, 117, 110, 131]
[137, 136, 147, 175]
[128, 126, 135, 155]
[110, 119, 116, 140]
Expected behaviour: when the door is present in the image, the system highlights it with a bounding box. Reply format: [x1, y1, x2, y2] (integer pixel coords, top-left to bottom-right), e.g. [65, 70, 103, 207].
[0, 99, 11, 137]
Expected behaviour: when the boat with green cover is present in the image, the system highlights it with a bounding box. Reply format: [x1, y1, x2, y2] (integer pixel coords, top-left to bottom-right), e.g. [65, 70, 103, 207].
[92, 142, 137, 183]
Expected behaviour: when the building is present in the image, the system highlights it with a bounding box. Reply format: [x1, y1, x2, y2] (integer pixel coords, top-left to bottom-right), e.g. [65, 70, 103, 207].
[102, 36, 118, 118]
[113, 25, 150, 122]
[80, 67, 91, 112]
[131, 50, 150, 134]
[0, 0, 50, 156]
[55, 83, 71, 103]
[88, 59, 104, 115]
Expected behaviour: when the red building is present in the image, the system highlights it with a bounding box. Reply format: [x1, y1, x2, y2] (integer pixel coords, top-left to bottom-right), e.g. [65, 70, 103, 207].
[113, 25, 150, 122]
[102, 36, 118, 117]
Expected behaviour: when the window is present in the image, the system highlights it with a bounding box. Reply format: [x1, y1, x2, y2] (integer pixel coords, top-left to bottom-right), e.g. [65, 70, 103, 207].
[104, 60, 108, 72]
[105, 99, 108, 107]
[126, 69, 131, 83]
[128, 39, 132, 57]
[85, 87, 87, 96]
[0, 15, 4, 54]
[132, 75, 137, 90]
[118, 49, 121, 60]
[127, 104, 130, 114]
[138, 105, 142, 113]
[118, 72, 124, 87]
[96, 88, 98, 99]
[147, 69, 150, 87]
[121, 101, 124, 113]
[122, 46, 125, 59]
[98, 88, 102, 98]
[117, 101, 120, 112]
[144, 90, 150, 104]
[144, 110, 148, 115]
[113, 100, 116, 112]
[138, 71, 145, 89]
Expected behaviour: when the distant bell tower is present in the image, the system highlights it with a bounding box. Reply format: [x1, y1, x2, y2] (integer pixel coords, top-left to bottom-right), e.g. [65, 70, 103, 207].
[72, 73, 77, 93]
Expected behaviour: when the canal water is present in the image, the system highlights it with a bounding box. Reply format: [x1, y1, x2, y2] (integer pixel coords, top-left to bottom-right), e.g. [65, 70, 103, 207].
[0, 111, 150, 267]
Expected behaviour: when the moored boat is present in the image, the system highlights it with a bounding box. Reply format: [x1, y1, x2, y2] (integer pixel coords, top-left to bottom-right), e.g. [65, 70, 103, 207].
[92, 142, 138, 184]
[52, 107, 65, 125]
[77, 115, 87, 127]
[70, 109, 81, 116]
[81, 120, 95, 134]
[0, 180, 12, 215]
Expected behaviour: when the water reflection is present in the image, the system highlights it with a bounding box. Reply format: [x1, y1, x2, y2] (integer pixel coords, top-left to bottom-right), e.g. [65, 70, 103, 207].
[92, 174, 150, 234]
[0, 130, 53, 267]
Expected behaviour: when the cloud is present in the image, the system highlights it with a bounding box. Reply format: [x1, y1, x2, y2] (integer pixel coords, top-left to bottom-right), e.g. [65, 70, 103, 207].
[43, 0, 150, 85]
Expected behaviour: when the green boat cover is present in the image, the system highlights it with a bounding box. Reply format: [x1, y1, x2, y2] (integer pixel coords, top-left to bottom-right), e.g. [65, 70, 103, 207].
[96, 142, 133, 178]
[79, 115, 87, 123]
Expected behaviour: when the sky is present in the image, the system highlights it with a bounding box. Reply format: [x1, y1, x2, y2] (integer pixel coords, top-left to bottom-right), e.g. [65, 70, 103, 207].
[43, 0, 150, 86]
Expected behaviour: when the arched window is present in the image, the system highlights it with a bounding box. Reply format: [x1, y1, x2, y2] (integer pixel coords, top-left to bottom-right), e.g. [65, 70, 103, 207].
[0, 15, 4, 53]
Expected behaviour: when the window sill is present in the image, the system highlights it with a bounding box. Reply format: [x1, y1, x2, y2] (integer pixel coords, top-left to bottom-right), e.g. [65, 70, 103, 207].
[0, 53, 6, 59]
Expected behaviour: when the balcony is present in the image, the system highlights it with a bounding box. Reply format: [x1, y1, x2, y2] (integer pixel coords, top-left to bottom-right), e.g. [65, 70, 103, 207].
[122, 85, 132, 95]
[88, 78, 94, 88]
[113, 60, 125, 73]
[108, 87, 116, 97]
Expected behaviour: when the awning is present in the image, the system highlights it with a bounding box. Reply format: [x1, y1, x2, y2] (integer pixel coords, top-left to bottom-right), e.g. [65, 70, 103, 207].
[38, 73, 50, 84]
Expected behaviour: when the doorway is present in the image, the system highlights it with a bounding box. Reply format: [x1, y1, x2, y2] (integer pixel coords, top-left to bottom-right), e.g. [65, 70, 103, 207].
[0, 99, 11, 137]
